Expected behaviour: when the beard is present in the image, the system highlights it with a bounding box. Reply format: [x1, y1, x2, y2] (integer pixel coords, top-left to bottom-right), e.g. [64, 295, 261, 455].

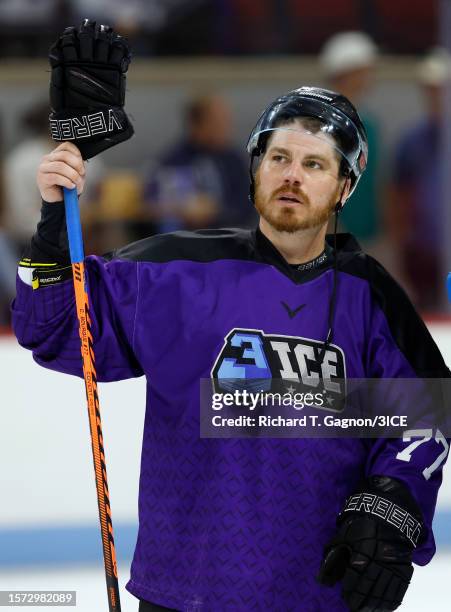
[254, 176, 340, 233]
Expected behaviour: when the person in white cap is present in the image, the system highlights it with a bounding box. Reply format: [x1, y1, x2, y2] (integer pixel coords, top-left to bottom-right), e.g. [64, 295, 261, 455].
[388, 48, 451, 311]
[319, 31, 380, 251]
[320, 32, 377, 101]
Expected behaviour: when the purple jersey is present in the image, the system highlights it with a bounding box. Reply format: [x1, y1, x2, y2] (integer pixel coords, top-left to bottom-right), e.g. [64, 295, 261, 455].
[12, 225, 450, 611]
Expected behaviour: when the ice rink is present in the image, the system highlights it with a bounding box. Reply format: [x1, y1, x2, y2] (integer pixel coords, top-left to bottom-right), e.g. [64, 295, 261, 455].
[1, 554, 450, 611]
[1, 332, 450, 611]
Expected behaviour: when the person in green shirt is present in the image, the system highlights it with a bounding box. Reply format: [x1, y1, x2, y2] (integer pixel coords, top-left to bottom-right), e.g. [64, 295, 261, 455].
[319, 31, 380, 245]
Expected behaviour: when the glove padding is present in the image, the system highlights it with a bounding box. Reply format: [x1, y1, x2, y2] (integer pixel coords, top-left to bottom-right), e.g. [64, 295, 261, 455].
[318, 514, 414, 611]
[317, 476, 424, 612]
[49, 19, 134, 159]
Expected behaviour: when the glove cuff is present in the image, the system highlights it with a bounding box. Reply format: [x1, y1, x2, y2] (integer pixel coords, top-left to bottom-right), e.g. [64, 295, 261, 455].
[339, 475, 424, 547]
[49, 107, 134, 159]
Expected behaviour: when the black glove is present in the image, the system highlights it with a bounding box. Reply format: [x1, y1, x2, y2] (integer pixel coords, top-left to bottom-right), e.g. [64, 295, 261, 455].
[317, 476, 424, 612]
[49, 19, 134, 160]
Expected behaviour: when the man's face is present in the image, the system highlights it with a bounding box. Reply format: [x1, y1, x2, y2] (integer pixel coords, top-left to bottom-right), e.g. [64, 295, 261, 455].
[254, 125, 346, 233]
[192, 96, 232, 150]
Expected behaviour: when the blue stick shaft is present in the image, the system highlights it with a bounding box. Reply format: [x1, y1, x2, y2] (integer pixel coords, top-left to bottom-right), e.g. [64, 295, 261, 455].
[63, 187, 84, 264]
[62, 185, 122, 611]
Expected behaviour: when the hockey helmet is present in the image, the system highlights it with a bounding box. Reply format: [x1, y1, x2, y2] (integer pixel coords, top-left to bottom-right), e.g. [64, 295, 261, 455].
[247, 86, 368, 200]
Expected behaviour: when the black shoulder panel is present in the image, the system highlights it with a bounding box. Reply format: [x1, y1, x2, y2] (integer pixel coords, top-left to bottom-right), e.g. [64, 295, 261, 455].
[105, 227, 257, 264]
[340, 252, 450, 378]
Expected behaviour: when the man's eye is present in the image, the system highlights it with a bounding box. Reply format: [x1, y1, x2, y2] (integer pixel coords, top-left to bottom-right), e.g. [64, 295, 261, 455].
[272, 154, 286, 162]
[305, 160, 323, 169]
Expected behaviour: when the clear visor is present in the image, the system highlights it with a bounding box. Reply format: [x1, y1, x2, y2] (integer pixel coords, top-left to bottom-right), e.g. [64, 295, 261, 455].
[252, 126, 349, 179]
[247, 98, 368, 177]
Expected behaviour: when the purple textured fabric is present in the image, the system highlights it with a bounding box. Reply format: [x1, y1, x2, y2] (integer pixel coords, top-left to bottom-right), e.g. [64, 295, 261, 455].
[11, 251, 446, 611]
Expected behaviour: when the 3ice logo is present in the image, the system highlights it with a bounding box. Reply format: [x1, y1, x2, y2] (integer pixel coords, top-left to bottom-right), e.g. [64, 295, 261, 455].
[211, 328, 346, 409]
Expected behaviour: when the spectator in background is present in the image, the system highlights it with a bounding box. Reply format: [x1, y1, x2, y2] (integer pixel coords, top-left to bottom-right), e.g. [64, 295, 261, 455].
[0, 116, 17, 326]
[70, 0, 207, 55]
[70, 0, 162, 53]
[0, 0, 68, 56]
[319, 31, 380, 251]
[145, 93, 252, 232]
[3, 101, 56, 252]
[0, 0, 58, 23]
[389, 49, 451, 312]
[3, 100, 104, 253]
[0, 227, 18, 326]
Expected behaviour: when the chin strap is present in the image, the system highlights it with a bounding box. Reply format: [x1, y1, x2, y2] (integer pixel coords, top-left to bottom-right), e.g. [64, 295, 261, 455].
[318, 178, 349, 364]
[318, 209, 339, 364]
[248, 151, 258, 205]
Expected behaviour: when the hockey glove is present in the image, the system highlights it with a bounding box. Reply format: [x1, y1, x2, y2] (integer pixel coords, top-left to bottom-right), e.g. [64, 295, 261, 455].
[317, 476, 424, 612]
[49, 19, 134, 160]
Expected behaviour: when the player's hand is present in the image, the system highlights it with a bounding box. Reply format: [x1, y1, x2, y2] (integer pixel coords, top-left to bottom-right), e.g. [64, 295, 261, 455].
[37, 142, 86, 202]
[317, 476, 423, 611]
[317, 514, 414, 611]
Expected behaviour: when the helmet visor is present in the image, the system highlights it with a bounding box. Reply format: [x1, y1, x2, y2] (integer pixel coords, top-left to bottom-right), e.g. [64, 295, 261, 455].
[247, 97, 368, 178]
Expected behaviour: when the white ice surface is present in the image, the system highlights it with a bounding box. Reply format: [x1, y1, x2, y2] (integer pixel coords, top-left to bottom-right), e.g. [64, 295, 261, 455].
[1, 555, 450, 611]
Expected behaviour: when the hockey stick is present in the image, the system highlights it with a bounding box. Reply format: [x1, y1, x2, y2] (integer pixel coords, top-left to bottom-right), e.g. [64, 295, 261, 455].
[63, 186, 121, 612]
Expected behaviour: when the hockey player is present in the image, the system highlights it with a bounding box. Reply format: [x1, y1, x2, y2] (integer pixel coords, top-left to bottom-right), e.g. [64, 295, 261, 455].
[12, 86, 450, 611]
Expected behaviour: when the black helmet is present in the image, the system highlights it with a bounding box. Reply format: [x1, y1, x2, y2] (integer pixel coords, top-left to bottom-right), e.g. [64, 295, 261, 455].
[247, 86, 368, 200]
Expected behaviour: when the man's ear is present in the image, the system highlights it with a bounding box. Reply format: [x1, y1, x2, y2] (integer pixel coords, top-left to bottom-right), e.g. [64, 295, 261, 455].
[337, 176, 352, 210]
[342, 176, 352, 202]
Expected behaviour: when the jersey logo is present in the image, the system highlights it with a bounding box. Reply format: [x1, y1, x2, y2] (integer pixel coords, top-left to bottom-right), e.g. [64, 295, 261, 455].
[281, 301, 306, 319]
[211, 328, 346, 411]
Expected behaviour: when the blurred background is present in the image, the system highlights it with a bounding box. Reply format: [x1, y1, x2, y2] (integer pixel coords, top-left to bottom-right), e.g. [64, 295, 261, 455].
[0, 1, 450, 610]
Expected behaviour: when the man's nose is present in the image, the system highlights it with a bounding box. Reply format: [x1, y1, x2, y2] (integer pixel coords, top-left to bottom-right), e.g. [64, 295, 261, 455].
[281, 160, 305, 185]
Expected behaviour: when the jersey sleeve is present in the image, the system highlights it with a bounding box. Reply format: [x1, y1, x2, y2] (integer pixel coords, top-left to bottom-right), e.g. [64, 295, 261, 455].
[12, 254, 143, 382]
[363, 257, 450, 565]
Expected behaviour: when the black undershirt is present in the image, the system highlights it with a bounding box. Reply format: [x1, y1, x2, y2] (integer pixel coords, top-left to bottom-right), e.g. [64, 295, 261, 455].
[23, 201, 70, 265]
[288, 247, 331, 272]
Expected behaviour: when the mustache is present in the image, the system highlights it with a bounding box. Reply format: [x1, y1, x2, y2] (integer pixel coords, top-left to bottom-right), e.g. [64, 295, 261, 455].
[271, 185, 310, 204]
